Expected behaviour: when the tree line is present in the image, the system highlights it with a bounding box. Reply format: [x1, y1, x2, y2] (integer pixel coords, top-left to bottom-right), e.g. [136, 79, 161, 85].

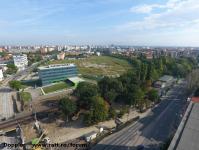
[59, 55, 198, 126]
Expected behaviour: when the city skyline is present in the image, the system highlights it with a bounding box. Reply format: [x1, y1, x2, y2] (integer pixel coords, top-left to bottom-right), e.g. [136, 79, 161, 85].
[0, 0, 199, 46]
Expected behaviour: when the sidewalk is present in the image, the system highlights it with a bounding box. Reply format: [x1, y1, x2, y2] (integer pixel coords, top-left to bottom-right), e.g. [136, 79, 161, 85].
[44, 108, 152, 143]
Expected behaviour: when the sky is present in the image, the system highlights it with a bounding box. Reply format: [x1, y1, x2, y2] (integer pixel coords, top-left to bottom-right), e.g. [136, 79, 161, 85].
[0, 0, 199, 46]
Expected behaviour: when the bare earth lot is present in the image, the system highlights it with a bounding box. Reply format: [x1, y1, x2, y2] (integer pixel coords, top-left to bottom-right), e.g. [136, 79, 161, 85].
[48, 56, 132, 77]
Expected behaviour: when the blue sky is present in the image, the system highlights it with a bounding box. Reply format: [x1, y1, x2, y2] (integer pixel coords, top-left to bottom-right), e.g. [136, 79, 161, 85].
[0, 0, 199, 46]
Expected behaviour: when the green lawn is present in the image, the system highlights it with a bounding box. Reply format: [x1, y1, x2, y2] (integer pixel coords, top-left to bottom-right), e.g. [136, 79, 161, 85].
[20, 92, 32, 102]
[42, 82, 72, 94]
[48, 56, 132, 78]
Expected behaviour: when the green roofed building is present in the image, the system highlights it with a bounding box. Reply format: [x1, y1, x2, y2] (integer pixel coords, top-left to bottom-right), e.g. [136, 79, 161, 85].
[38, 64, 78, 85]
[67, 77, 85, 88]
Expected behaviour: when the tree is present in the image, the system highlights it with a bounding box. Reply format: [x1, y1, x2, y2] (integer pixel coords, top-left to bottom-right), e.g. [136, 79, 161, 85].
[59, 97, 77, 122]
[148, 89, 159, 103]
[91, 96, 109, 123]
[123, 85, 138, 105]
[84, 112, 93, 126]
[75, 82, 99, 108]
[104, 90, 117, 103]
[131, 58, 141, 79]
[187, 69, 199, 90]
[84, 96, 109, 126]
[133, 88, 145, 112]
[0, 52, 6, 57]
[146, 62, 153, 81]
[9, 80, 22, 91]
[98, 77, 123, 103]
[140, 63, 148, 81]
[158, 58, 163, 74]
[98, 77, 110, 98]
[27, 53, 42, 66]
[6, 64, 18, 74]
[108, 107, 117, 119]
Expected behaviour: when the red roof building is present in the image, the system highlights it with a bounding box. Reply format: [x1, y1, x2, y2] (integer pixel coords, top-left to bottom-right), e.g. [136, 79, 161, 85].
[191, 97, 199, 103]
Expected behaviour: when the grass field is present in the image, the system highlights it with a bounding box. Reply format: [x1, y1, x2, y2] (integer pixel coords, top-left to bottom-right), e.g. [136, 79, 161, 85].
[48, 56, 132, 77]
[42, 82, 72, 94]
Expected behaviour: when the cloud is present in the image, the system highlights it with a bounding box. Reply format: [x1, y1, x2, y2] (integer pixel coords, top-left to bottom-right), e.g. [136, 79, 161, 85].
[119, 0, 199, 31]
[130, 0, 185, 14]
[130, 4, 163, 14]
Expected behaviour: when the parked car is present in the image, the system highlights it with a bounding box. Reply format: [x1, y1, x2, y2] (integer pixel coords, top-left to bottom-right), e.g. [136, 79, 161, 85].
[137, 145, 144, 150]
[0, 130, 5, 136]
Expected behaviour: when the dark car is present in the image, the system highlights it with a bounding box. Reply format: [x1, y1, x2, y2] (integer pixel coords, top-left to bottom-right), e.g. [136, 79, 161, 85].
[0, 115, 6, 121]
[137, 145, 144, 150]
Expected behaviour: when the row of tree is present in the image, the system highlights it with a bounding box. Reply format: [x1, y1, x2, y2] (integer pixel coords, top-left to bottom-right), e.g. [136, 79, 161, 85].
[112, 54, 197, 81]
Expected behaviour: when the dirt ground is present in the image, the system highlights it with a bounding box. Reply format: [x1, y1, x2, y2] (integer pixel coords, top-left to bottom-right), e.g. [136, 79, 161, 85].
[36, 109, 152, 144]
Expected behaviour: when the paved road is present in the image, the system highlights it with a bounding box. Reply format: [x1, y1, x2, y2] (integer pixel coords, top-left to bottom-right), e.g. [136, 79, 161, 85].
[92, 82, 188, 150]
[0, 87, 14, 119]
[1, 63, 38, 86]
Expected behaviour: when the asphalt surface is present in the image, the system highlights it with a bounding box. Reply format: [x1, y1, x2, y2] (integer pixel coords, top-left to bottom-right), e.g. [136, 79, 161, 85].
[1, 62, 39, 86]
[0, 87, 14, 119]
[92, 82, 188, 150]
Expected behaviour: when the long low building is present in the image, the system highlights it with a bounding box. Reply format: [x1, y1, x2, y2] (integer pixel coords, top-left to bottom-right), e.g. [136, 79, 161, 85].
[38, 64, 78, 85]
[168, 97, 199, 150]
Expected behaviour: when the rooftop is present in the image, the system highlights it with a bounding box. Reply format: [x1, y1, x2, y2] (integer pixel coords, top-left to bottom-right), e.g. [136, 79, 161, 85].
[175, 102, 199, 150]
[13, 54, 27, 57]
[67, 77, 84, 84]
[158, 75, 174, 82]
[38, 63, 76, 70]
[191, 97, 199, 103]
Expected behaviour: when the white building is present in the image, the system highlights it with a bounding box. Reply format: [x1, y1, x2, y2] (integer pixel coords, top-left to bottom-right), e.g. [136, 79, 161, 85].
[47, 47, 55, 52]
[13, 54, 28, 71]
[0, 69, 3, 81]
[96, 52, 101, 56]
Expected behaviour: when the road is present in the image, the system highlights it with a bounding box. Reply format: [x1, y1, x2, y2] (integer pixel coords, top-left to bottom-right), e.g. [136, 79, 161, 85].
[2, 54, 56, 86]
[1, 62, 39, 86]
[0, 88, 73, 130]
[92, 82, 188, 150]
[0, 65, 37, 121]
[0, 87, 14, 119]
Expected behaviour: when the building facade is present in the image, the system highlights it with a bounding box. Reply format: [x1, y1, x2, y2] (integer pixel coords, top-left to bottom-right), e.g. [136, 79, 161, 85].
[0, 69, 3, 81]
[40, 47, 48, 54]
[38, 64, 78, 85]
[57, 52, 65, 60]
[13, 54, 28, 71]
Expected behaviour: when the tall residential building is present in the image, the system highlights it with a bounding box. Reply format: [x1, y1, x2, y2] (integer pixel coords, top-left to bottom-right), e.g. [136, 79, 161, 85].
[13, 54, 28, 71]
[40, 47, 48, 54]
[57, 52, 65, 60]
[38, 64, 78, 85]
